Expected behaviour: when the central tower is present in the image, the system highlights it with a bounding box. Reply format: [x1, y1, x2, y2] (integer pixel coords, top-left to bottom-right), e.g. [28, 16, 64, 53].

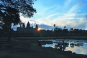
[26, 21, 30, 28]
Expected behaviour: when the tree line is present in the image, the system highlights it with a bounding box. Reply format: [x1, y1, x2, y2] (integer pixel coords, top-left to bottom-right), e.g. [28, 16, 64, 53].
[0, 27, 87, 37]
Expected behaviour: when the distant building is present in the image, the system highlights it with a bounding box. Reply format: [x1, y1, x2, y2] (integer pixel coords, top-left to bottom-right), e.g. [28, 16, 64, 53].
[17, 21, 38, 33]
[69, 28, 73, 31]
[35, 24, 38, 31]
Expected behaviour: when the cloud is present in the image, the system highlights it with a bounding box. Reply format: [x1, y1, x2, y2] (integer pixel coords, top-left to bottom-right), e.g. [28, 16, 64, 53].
[67, 4, 80, 13]
[20, 14, 29, 23]
[38, 24, 53, 30]
[34, 12, 87, 30]
[72, 18, 87, 29]
[66, 46, 87, 55]
[51, 13, 87, 28]
[20, 0, 87, 30]
[46, 14, 59, 20]
[47, 5, 61, 15]
[35, 5, 60, 15]
[64, 0, 72, 7]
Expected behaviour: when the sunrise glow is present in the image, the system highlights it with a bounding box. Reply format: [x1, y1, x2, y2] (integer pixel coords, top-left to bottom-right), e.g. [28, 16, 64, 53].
[37, 28, 42, 32]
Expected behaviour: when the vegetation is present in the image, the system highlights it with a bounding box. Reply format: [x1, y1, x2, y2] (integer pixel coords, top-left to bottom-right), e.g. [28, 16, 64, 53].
[0, 23, 87, 40]
[0, 0, 87, 58]
[0, 0, 36, 41]
[0, 37, 87, 58]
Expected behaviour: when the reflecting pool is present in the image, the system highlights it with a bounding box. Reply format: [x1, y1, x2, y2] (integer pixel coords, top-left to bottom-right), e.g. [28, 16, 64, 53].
[41, 39, 87, 55]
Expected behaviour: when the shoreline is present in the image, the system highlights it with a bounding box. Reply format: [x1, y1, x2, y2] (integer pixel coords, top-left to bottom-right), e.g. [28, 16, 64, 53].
[1, 36, 87, 40]
[0, 39, 87, 58]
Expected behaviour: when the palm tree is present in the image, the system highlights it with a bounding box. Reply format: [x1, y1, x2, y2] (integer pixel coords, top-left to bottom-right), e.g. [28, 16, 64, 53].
[54, 24, 56, 31]
[53, 24, 57, 38]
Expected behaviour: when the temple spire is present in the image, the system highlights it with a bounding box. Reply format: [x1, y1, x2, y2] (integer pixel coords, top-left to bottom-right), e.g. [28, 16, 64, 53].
[35, 24, 38, 31]
[26, 21, 30, 28]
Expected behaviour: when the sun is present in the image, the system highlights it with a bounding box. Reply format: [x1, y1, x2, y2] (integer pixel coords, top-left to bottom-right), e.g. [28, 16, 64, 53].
[37, 28, 42, 32]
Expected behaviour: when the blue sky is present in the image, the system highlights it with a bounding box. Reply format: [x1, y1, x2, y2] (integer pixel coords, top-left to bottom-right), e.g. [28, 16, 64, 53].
[19, 0, 87, 30]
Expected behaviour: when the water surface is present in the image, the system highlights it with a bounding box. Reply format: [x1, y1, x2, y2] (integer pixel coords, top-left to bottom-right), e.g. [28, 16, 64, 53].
[41, 39, 87, 55]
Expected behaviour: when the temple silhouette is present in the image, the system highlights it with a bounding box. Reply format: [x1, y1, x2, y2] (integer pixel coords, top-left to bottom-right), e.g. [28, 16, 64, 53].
[17, 21, 38, 33]
[0, 21, 87, 37]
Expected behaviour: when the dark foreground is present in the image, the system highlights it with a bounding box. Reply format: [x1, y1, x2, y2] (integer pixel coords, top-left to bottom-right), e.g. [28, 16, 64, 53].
[0, 40, 87, 58]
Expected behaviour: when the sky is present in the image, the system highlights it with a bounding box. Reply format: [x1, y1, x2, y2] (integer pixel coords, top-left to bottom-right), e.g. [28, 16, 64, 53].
[19, 0, 87, 30]
[66, 44, 87, 55]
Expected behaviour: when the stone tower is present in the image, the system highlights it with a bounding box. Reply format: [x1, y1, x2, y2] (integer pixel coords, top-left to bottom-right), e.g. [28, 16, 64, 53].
[20, 23, 25, 28]
[35, 24, 38, 31]
[26, 21, 30, 28]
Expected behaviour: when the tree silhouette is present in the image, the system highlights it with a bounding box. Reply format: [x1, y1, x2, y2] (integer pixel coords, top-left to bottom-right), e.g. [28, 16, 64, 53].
[64, 26, 66, 29]
[53, 24, 56, 31]
[0, 0, 36, 17]
[0, 0, 36, 41]
[1, 7, 20, 41]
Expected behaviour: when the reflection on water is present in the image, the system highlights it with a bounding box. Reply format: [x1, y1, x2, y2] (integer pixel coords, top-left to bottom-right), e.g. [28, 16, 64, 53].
[65, 45, 87, 55]
[41, 39, 87, 55]
[42, 43, 57, 47]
